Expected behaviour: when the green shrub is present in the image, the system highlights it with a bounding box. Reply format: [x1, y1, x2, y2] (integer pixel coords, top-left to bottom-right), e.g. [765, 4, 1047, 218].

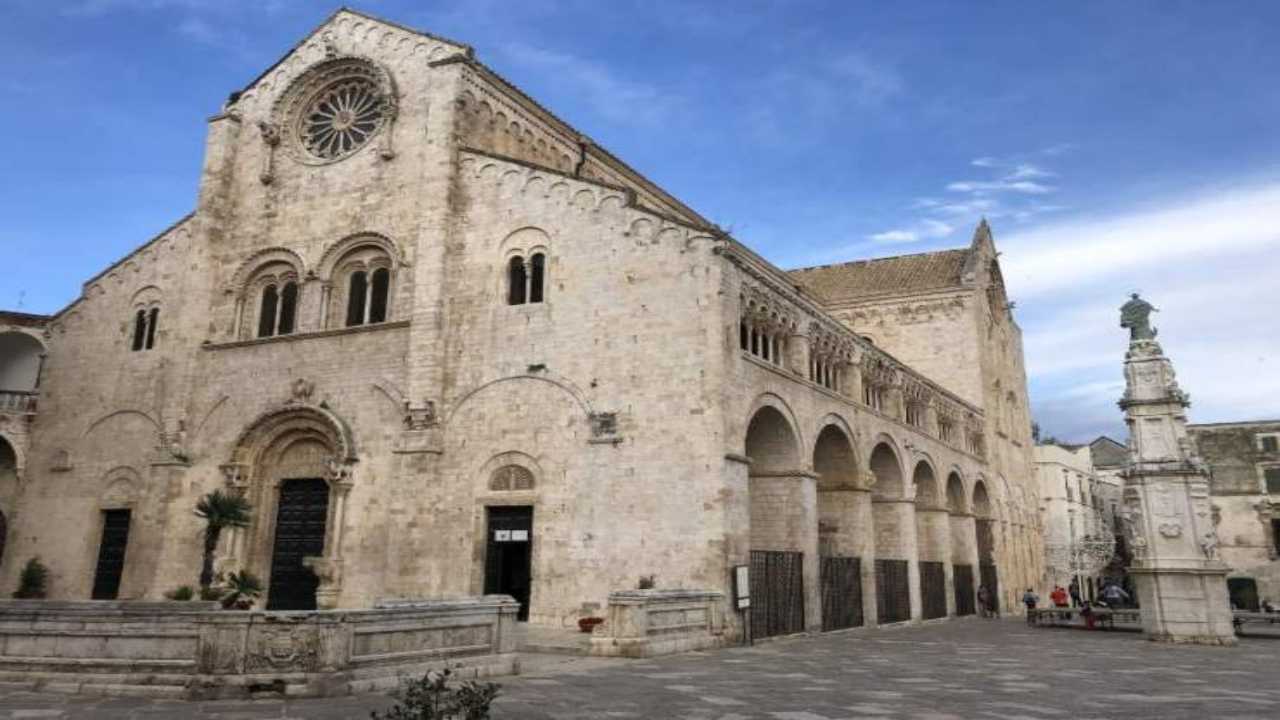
[199, 586, 223, 602]
[371, 668, 500, 720]
[165, 585, 195, 601]
[220, 570, 263, 610]
[13, 558, 49, 599]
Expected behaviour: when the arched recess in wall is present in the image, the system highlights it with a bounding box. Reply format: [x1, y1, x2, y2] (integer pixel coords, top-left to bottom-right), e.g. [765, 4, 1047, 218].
[869, 439, 910, 623]
[0, 331, 46, 394]
[498, 226, 551, 306]
[912, 458, 948, 619]
[868, 439, 905, 500]
[744, 399, 801, 473]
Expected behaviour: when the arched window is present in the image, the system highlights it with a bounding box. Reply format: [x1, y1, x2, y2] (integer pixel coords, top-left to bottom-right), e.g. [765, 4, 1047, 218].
[132, 310, 147, 352]
[529, 252, 546, 303]
[278, 282, 298, 335]
[145, 308, 159, 350]
[346, 271, 368, 327]
[258, 285, 279, 338]
[369, 268, 390, 323]
[507, 256, 527, 305]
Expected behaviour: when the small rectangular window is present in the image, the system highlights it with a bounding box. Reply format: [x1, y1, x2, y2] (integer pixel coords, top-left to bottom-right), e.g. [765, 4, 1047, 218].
[1259, 435, 1279, 453]
[1265, 467, 1280, 494]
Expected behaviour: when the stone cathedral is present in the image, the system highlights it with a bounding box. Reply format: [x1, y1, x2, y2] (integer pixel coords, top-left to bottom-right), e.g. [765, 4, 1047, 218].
[0, 9, 1042, 638]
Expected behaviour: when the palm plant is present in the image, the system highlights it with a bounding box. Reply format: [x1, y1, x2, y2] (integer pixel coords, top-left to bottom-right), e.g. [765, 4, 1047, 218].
[220, 570, 264, 610]
[194, 489, 252, 591]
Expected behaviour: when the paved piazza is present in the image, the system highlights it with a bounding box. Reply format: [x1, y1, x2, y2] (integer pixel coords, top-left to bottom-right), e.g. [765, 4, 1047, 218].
[0, 620, 1275, 719]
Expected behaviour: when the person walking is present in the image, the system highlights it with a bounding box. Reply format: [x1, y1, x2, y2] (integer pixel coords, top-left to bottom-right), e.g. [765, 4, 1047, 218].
[1068, 579, 1082, 607]
[1022, 588, 1040, 625]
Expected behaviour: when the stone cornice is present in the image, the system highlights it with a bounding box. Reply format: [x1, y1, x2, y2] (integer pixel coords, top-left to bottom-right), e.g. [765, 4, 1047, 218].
[203, 320, 410, 351]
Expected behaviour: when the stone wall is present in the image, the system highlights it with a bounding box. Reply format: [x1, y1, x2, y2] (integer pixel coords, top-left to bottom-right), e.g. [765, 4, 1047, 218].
[0, 596, 517, 699]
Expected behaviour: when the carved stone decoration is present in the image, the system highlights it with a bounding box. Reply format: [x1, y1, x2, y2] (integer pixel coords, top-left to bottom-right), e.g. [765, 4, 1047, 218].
[257, 121, 280, 184]
[245, 626, 321, 673]
[402, 400, 437, 431]
[589, 411, 618, 438]
[272, 55, 398, 167]
[289, 378, 316, 404]
[489, 465, 535, 492]
[303, 556, 343, 610]
[1199, 531, 1219, 560]
[219, 463, 250, 492]
[1157, 521, 1183, 539]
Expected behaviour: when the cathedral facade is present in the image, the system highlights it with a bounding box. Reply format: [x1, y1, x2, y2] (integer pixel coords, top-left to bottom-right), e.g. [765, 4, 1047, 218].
[0, 10, 1041, 636]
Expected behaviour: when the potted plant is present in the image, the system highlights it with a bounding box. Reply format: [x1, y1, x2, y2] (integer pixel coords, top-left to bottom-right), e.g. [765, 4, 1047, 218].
[220, 570, 263, 610]
[12, 558, 49, 599]
[194, 489, 251, 594]
[577, 616, 604, 633]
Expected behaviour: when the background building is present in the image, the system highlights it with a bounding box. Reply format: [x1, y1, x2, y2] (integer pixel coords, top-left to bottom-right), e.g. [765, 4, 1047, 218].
[1189, 420, 1280, 609]
[1034, 440, 1122, 598]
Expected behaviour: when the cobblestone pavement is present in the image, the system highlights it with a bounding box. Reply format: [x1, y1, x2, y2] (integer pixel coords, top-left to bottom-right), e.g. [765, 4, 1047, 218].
[0, 619, 1276, 719]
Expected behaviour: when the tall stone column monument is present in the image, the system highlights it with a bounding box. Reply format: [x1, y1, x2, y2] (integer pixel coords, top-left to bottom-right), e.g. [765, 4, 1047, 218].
[1118, 294, 1235, 644]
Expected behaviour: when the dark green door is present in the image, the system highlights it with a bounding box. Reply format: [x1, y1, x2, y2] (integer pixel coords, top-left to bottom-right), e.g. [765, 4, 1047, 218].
[267, 478, 329, 611]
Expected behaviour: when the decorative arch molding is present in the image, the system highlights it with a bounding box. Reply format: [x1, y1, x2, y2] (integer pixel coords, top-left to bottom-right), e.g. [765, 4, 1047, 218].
[945, 468, 970, 515]
[444, 372, 594, 428]
[229, 247, 307, 296]
[498, 226, 552, 255]
[83, 409, 161, 438]
[744, 392, 805, 454]
[972, 477, 994, 519]
[129, 285, 164, 309]
[910, 456, 944, 507]
[811, 414, 868, 490]
[100, 467, 141, 509]
[228, 403, 356, 473]
[477, 451, 544, 493]
[316, 232, 407, 281]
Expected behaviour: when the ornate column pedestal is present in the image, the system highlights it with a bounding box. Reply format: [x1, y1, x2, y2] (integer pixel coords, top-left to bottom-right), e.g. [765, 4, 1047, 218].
[1118, 295, 1235, 645]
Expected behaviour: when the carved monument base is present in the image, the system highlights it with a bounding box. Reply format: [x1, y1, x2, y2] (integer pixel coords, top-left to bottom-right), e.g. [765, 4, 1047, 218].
[1130, 564, 1236, 645]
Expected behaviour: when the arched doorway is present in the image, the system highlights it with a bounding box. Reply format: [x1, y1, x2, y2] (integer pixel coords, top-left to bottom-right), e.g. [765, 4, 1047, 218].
[973, 480, 999, 615]
[913, 461, 948, 620]
[870, 442, 913, 624]
[224, 405, 356, 611]
[814, 423, 866, 631]
[946, 472, 976, 615]
[744, 404, 813, 638]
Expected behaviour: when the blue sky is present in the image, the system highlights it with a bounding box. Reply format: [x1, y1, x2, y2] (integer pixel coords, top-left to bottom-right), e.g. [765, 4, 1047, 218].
[2, 0, 1278, 441]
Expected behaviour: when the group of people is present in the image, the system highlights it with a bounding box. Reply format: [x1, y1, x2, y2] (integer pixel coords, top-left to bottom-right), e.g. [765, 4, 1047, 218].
[1020, 579, 1132, 628]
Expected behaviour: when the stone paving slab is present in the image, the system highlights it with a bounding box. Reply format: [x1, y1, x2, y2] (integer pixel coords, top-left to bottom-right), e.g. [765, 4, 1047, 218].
[0, 619, 1275, 718]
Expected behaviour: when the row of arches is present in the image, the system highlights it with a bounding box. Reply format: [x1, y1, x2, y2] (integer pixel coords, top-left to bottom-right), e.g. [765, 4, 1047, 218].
[742, 400, 1016, 635]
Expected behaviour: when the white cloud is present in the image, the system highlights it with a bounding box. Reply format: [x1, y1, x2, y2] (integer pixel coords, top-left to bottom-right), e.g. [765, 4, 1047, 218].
[869, 218, 953, 244]
[1005, 163, 1054, 180]
[1007, 180, 1280, 440]
[869, 229, 918, 243]
[946, 179, 1055, 194]
[971, 157, 998, 167]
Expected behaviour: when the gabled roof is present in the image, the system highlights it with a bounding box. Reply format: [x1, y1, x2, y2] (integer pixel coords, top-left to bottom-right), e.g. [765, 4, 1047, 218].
[787, 247, 972, 304]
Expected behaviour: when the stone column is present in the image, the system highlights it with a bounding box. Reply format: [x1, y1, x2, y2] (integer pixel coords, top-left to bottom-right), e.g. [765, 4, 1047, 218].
[1117, 295, 1235, 645]
[787, 332, 810, 377]
[872, 497, 918, 623]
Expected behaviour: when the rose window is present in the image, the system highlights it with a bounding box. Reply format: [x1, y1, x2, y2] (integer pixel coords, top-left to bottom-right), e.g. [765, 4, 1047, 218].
[299, 78, 385, 161]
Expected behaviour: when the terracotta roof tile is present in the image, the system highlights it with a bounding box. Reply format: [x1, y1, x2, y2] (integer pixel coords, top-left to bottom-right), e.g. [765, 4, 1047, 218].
[787, 248, 971, 303]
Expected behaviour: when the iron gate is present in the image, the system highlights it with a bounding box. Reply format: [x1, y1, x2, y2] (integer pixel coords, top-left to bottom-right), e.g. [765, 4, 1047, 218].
[980, 562, 1000, 613]
[919, 561, 947, 620]
[750, 550, 805, 639]
[820, 556, 863, 631]
[954, 564, 975, 616]
[876, 559, 910, 624]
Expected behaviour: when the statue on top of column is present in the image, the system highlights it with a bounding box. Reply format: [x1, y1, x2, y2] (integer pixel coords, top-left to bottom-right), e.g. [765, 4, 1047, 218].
[1120, 293, 1158, 341]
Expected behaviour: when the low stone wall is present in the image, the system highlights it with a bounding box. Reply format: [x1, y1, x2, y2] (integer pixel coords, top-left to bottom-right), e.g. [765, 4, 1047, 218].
[0, 596, 519, 698]
[589, 590, 727, 658]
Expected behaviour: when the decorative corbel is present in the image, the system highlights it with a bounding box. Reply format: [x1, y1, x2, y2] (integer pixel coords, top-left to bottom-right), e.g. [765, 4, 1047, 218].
[219, 463, 250, 493]
[257, 121, 280, 185]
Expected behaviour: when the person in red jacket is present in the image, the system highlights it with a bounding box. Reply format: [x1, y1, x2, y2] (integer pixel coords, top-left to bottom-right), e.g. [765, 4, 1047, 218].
[1050, 585, 1069, 607]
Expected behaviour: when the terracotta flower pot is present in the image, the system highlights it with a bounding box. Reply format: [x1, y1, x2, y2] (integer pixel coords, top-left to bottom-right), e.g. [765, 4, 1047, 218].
[578, 617, 603, 633]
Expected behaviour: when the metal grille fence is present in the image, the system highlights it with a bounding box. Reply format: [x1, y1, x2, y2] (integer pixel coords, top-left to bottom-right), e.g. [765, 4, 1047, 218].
[750, 550, 805, 639]
[875, 559, 911, 624]
[820, 556, 863, 631]
[919, 561, 947, 620]
[953, 564, 976, 616]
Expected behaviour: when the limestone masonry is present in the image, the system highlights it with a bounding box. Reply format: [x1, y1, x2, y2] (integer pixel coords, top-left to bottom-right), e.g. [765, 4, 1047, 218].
[0, 8, 1042, 638]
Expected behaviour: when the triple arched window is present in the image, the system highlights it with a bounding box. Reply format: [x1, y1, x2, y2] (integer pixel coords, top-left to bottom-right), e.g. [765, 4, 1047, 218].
[507, 253, 546, 305]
